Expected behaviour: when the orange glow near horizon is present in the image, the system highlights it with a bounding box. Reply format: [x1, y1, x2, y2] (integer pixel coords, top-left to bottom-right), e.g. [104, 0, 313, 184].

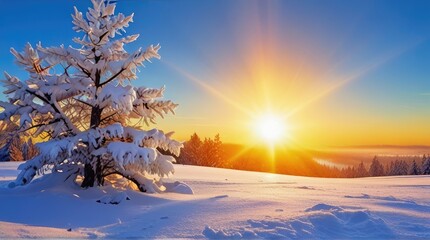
[163, 44, 425, 149]
[151, 2, 430, 149]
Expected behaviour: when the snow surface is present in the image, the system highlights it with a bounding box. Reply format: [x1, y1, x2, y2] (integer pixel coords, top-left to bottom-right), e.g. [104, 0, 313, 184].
[0, 161, 429, 239]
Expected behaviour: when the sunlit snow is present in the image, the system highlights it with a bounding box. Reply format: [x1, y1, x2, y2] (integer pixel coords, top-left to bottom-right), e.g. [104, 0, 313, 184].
[0, 162, 429, 239]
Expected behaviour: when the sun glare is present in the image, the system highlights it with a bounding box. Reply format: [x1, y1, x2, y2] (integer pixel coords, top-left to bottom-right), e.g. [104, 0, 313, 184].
[255, 114, 288, 144]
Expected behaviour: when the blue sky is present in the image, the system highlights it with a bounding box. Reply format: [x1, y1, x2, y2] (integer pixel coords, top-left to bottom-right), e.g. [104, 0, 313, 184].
[1, 0, 430, 146]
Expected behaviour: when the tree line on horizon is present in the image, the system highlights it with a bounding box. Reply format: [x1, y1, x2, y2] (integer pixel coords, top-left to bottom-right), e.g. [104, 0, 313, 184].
[340, 156, 430, 178]
[2, 131, 430, 178]
[177, 133, 430, 178]
[176, 133, 225, 168]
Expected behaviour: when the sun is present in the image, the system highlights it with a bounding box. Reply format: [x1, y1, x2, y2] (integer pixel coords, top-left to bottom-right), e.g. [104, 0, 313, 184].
[254, 114, 289, 144]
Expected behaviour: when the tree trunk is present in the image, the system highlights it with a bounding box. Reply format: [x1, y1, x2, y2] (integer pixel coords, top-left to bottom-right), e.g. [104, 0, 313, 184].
[90, 106, 102, 128]
[82, 66, 103, 188]
[81, 163, 95, 188]
[96, 158, 104, 185]
[82, 105, 102, 188]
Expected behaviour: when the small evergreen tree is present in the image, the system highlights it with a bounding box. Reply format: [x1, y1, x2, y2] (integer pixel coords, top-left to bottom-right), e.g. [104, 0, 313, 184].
[0, 122, 18, 162]
[178, 133, 202, 165]
[384, 163, 391, 176]
[9, 137, 39, 162]
[200, 137, 214, 166]
[24, 139, 39, 161]
[422, 155, 430, 175]
[9, 136, 24, 162]
[178, 133, 225, 168]
[388, 161, 395, 175]
[389, 159, 409, 175]
[199, 135, 224, 167]
[356, 161, 369, 177]
[212, 134, 224, 167]
[369, 156, 385, 176]
[0, 142, 11, 162]
[409, 159, 421, 175]
[399, 160, 409, 175]
[0, 121, 38, 162]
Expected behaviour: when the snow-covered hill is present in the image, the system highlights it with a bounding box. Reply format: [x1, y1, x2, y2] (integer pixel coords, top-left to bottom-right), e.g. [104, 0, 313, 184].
[0, 161, 429, 239]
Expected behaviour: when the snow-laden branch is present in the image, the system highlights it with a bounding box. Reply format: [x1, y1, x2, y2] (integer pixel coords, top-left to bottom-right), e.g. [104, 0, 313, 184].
[10, 43, 50, 76]
[123, 127, 182, 156]
[130, 86, 179, 125]
[93, 84, 178, 126]
[0, 71, 79, 136]
[93, 143, 176, 193]
[101, 44, 161, 84]
[72, 0, 133, 46]
[10, 123, 182, 188]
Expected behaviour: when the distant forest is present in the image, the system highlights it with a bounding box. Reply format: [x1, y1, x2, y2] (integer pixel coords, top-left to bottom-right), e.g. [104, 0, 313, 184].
[0, 130, 38, 162]
[177, 133, 430, 178]
[2, 132, 430, 178]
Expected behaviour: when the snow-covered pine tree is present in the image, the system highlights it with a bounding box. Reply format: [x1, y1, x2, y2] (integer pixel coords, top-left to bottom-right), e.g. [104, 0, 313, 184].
[0, 0, 182, 192]
[23, 139, 38, 161]
[0, 122, 17, 162]
[355, 161, 369, 177]
[0, 144, 9, 162]
[9, 136, 24, 162]
[399, 160, 409, 175]
[369, 156, 385, 176]
[212, 134, 224, 167]
[178, 133, 202, 165]
[422, 155, 430, 175]
[200, 134, 224, 167]
[0, 120, 38, 162]
[409, 159, 421, 175]
[200, 137, 214, 166]
[389, 159, 409, 176]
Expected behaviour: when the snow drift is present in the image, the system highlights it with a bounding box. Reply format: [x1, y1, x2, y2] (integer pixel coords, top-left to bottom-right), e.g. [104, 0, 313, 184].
[0, 162, 429, 239]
